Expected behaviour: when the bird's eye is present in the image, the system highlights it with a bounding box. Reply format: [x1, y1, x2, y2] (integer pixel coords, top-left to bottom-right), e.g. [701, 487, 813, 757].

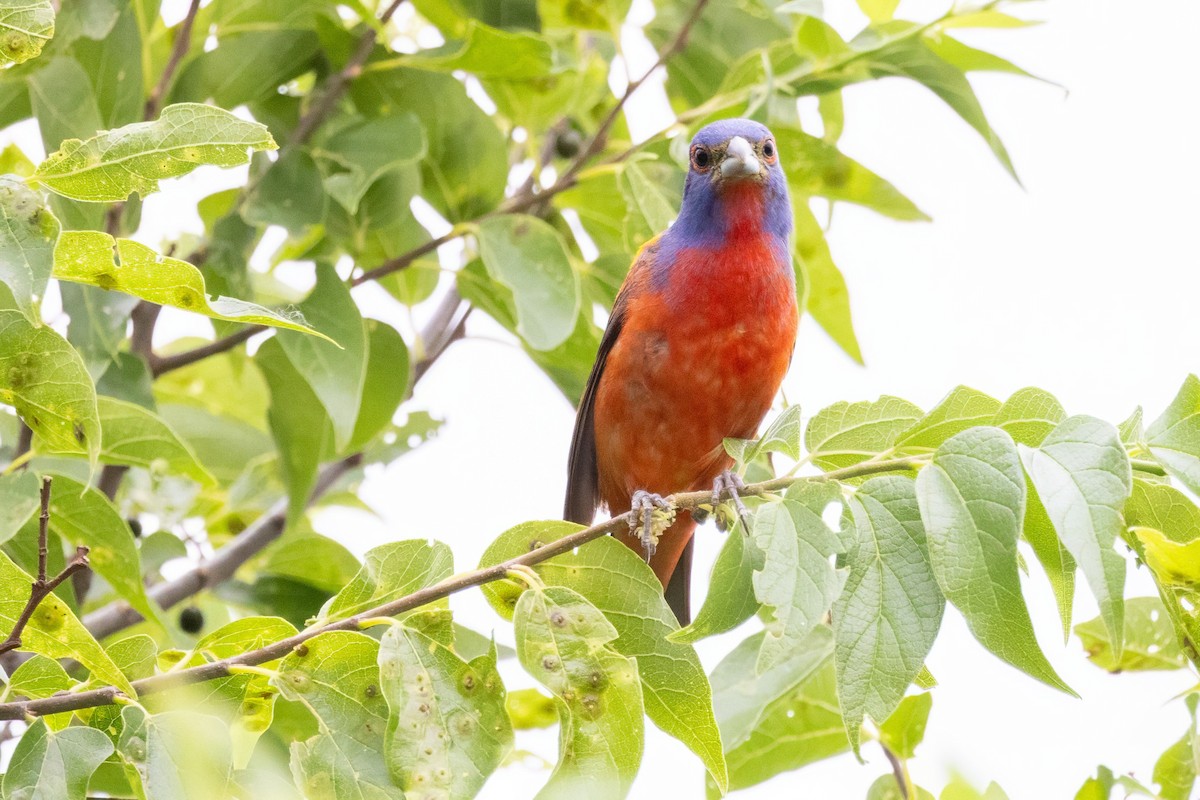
[691, 146, 711, 171]
[762, 139, 776, 162]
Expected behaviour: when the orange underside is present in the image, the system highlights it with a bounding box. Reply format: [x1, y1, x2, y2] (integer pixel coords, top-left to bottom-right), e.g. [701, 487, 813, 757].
[593, 206, 798, 587]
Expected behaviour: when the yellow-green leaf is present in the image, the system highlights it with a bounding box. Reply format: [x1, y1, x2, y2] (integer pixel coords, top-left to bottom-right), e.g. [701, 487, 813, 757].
[34, 103, 276, 202]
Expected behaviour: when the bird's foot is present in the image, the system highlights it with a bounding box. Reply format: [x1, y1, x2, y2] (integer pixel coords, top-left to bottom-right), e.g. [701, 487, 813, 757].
[712, 470, 751, 532]
[628, 490, 675, 561]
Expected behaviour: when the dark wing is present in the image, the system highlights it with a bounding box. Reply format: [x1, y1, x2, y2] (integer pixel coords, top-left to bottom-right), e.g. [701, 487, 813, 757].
[563, 291, 628, 524]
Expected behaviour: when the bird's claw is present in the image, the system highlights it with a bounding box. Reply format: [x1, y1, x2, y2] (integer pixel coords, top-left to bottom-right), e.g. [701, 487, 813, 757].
[629, 490, 675, 561]
[712, 470, 751, 532]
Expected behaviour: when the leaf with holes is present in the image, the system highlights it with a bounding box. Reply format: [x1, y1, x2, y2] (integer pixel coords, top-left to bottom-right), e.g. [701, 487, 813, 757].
[0, 550, 133, 696]
[34, 103, 276, 202]
[515, 586, 643, 799]
[53, 231, 331, 340]
[1075, 597, 1186, 673]
[0, 287, 100, 468]
[379, 625, 512, 798]
[0, 177, 60, 319]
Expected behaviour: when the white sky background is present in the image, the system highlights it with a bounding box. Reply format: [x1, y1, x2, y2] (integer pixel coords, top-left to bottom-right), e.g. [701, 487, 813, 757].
[7, 0, 1200, 796]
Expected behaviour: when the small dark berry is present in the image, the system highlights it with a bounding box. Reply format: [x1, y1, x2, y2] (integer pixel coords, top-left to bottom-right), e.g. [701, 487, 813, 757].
[126, 518, 142, 538]
[179, 606, 204, 634]
[554, 129, 583, 160]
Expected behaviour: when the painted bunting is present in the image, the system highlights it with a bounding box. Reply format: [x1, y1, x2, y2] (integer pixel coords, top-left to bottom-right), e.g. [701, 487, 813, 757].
[565, 118, 797, 624]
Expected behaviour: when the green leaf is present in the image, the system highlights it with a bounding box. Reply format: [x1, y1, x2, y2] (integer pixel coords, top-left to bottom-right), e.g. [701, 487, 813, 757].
[1153, 700, 1197, 800]
[351, 67, 506, 221]
[479, 522, 728, 792]
[2, 653, 72, 701]
[241, 149, 327, 233]
[0, 0, 54, 66]
[620, 158, 680, 245]
[477, 214, 579, 351]
[894, 385, 1001, 451]
[0, 177, 60, 319]
[277, 263, 365, 451]
[34, 103, 276, 202]
[779, 127, 927, 221]
[1132, 527, 1200, 588]
[506, 687, 558, 729]
[320, 540, 454, 623]
[1146, 375, 1200, 494]
[805, 395, 924, 471]
[993, 387, 1066, 447]
[348, 319, 408, 452]
[395, 20, 552, 79]
[857, 0, 900, 22]
[39, 396, 214, 484]
[1020, 416, 1130, 657]
[379, 626, 512, 798]
[514, 586, 643, 799]
[172, 30, 319, 109]
[273, 631, 401, 799]
[865, 35, 1018, 181]
[0, 550, 134, 696]
[670, 523, 761, 644]
[117, 706, 234, 800]
[1075, 597, 1186, 673]
[60, 283, 137, 378]
[754, 482, 844, 671]
[53, 232, 330, 339]
[0, 290, 100, 467]
[0, 470, 40, 545]
[878, 692, 932, 760]
[834, 475, 943, 753]
[710, 627, 849, 794]
[264, 532, 361, 595]
[726, 404, 804, 468]
[44, 473, 159, 625]
[1022, 471, 1075, 641]
[255, 337, 331, 518]
[1, 719, 112, 800]
[915, 427, 1073, 693]
[312, 114, 425, 214]
[795, 202, 862, 363]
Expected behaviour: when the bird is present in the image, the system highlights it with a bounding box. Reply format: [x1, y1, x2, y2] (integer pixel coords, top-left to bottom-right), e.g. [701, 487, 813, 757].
[564, 118, 798, 625]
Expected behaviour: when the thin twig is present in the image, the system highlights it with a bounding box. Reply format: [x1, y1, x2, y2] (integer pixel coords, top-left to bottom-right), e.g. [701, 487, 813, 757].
[290, 0, 408, 146]
[144, 0, 203, 120]
[0, 456, 923, 719]
[0, 478, 91, 657]
[881, 741, 912, 800]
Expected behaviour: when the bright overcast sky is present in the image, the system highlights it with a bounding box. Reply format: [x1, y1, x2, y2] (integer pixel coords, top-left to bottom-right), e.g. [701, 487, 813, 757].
[11, 0, 1198, 796]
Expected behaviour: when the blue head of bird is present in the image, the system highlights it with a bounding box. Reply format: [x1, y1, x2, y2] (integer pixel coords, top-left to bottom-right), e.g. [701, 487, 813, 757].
[672, 118, 792, 246]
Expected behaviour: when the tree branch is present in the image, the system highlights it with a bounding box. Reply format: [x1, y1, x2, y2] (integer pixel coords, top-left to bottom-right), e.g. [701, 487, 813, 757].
[0, 456, 923, 719]
[290, 0, 408, 146]
[144, 0, 203, 120]
[82, 453, 362, 640]
[0, 478, 91, 657]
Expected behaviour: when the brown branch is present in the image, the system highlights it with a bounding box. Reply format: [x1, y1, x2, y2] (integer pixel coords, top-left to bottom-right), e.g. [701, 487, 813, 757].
[881, 742, 912, 800]
[557, 0, 711, 190]
[144, 0, 203, 120]
[290, 0, 408, 146]
[0, 456, 923, 719]
[0, 478, 91, 657]
[82, 453, 362, 640]
[151, 326, 260, 377]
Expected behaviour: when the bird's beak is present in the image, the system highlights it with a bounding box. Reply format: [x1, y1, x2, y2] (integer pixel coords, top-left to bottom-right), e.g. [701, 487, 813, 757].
[719, 136, 761, 180]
